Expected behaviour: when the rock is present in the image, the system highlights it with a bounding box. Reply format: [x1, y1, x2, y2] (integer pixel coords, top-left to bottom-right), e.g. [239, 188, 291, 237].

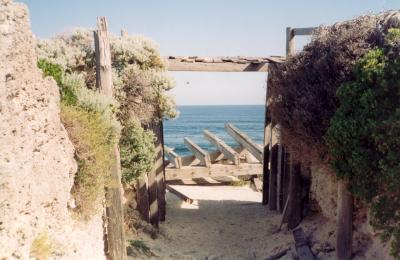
[0, 1, 105, 259]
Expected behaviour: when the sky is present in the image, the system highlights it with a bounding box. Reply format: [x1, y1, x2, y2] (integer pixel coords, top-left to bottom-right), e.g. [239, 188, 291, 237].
[19, 0, 400, 105]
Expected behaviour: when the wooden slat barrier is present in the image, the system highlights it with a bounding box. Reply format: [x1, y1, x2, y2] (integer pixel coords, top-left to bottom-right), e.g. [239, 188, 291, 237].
[184, 137, 211, 167]
[166, 163, 262, 181]
[225, 123, 263, 162]
[204, 130, 240, 165]
[165, 146, 182, 169]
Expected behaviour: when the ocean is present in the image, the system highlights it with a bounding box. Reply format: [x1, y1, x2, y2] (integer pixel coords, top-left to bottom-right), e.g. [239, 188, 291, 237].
[163, 105, 265, 156]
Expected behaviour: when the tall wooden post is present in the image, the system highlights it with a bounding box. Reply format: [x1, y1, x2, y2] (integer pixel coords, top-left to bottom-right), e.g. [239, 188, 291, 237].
[268, 144, 278, 210]
[94, 16, 127, 260]
[276, 125, 283, 212]
[155, 120, 166, 222]
[286, 27, 295, 56]
[262, 76, 271, 205]
[336, 179, 353, 260]
[286, 162, 302, 229]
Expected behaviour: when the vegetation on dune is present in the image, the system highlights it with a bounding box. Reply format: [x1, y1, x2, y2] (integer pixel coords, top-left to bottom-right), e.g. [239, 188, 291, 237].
[267, 15, 380, 164]
[120, 121, 155, 185]
[36, 29, 177, 217]
[38, 58, 120, 217]
[326, 29, 400, 258]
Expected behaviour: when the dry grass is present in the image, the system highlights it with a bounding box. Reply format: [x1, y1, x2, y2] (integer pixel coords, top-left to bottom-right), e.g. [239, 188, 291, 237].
[61, 104, 117, 218]
[30, 233, 51, 260]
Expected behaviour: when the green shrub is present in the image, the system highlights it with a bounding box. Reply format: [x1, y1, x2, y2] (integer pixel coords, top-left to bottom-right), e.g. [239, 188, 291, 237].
[119, 122, 155, 184]
[37, 59, 77, 105]
[61, 104, 118, 217]
[326, 29, 400, 258]
[119, 121, 155, 184]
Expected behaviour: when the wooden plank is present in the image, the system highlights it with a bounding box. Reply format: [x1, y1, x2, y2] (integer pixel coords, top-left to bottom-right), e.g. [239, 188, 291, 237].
[287, 163, 303, 229]
[292, 227, 315, 260]
[136, 176, 150, 222]
[166, 185, 194, 204]
[167, 59, 269, 72]
[336, 179, 353, 260]
[184, 137, 211, 167]
[268, 145, 278, 210]
[293, 27, 317, 36]
[94, 16, 127, 260]
[179, 145, 248, 166]
[262, 85, 271, 204]
[204, 130, 240, 165]
[165, 163, 262, 181]
[276, 126, 284, 212]
[225, 123, 263, 162]
[286, 27, 295, 56]
[164, 146, 182, 169]
[157, 121, 166, 222]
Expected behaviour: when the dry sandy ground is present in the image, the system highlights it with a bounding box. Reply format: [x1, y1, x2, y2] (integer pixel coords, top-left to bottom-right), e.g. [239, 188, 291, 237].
[129, 185, 297, 259]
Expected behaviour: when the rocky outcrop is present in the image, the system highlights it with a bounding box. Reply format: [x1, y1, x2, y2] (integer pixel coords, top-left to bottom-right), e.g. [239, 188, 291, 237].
[0, 0, 105, 258]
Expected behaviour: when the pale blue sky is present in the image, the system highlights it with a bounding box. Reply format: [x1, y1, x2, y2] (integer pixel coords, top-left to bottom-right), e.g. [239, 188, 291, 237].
[19, 0, 400, 105]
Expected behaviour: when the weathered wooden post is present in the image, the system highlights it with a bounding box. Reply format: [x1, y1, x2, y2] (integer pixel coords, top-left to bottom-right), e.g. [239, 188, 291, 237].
[156, 120, 166, 222]
[147, 118, 167, 227]
[336, 179, 353, 260]
[262, 88, 271, 205]
[286, 162, 302, 229]
[94, 16, 127, 260]
[286, 27, 295, 56]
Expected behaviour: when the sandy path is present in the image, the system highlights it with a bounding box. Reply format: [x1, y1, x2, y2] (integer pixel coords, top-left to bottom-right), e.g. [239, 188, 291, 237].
[132, 185, 293, 259]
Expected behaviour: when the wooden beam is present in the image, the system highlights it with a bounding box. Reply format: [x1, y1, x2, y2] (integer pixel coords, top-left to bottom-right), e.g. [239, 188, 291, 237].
[179, 145, 247, 167]
[292, 27, 317, 36]
[94, 16, 127, 260]
[166, 185, 195, 204]
[204, 130, 240, 165]
[269, 145, 278, 210]
[167, 59, 269, 72]
[136, 176, 150, 222]
[336, 179, 353, 260]
[287, 163, 303, 229]
[286, 27, 296, 56]
[164, 146, 182, 169]
[225, 123, 263, 162]
[276, 126, 284, 212]
[165, 163, 262, 181]
[184, 137, 211, 167]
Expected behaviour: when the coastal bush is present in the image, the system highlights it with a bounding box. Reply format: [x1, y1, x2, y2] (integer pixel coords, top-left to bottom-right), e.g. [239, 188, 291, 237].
[325, 29, 400, 258]
[38, 58, 120, 217]
[120, 121, 155, 184]
[61, 104, 117, 217]
[267, 15, 381, 163]
[37, 29, 177, 208]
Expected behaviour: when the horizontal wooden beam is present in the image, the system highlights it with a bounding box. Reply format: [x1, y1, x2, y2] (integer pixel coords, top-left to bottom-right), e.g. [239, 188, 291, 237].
[225, 123, 263, 162]
[167, 59, 269, 72]
[165, 163, 262, 181]
[164, 146, 182, 169]
[184, 137, 211, 167]
[292, 27, 317, 36]
[204, 130, 240, 165]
